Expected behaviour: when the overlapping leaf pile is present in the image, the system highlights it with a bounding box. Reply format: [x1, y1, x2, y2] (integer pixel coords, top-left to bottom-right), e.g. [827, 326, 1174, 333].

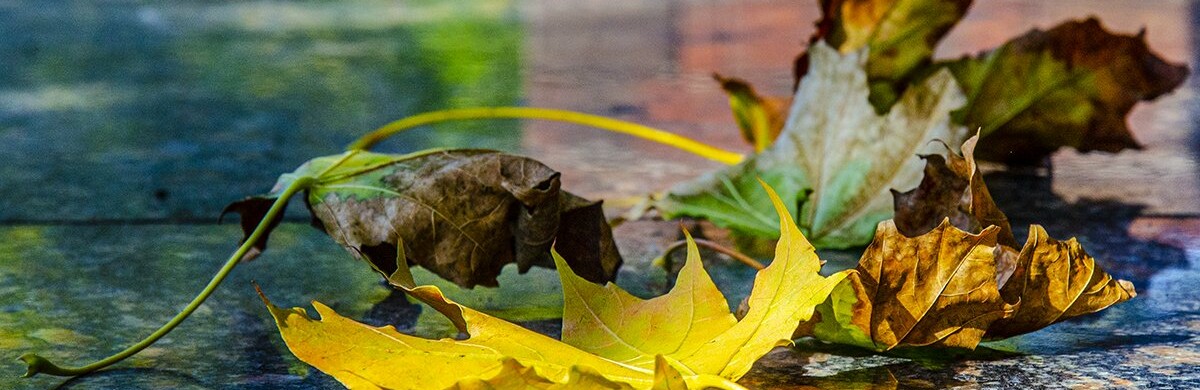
[659, 0, 1187, 246]
[795, 136, 1136, 350]
[16, 0, 1175, 385]
[256, 0, 1165, 383]
[262, 184, 848, 389]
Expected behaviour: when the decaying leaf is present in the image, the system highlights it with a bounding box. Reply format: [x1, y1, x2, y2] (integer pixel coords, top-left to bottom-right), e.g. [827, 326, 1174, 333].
[889, 136, 1137, 326]
[892, 133, 1016, 247]
[985, 226, 1137, 339]
[798, 220, 1136, 350]
[796, 137, 1136, 350]
[800, 0, 972, 109]
[800, 220, 1010, 351]
[660, 41, 968, 248]
[794, 1, 1187, 163]
[263, 182, 843, 389]
[944, 18, 1190, 164]
[669, 7, 1185, 246]
[561, 182, 847, 378]
[714, 74, 789, 152]
[224, 149, 622, 288]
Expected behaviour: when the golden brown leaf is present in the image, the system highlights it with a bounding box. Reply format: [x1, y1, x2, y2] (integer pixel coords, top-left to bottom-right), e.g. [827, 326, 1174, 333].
[802, 136, 1137, 350]
[799, 219, 1010, 350]
[892, 133, 1016, 247]
[985, 226, 1137, 339]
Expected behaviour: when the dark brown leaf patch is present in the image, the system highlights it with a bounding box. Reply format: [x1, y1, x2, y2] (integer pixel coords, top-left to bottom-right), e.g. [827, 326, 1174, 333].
[224, 150, 622, 288]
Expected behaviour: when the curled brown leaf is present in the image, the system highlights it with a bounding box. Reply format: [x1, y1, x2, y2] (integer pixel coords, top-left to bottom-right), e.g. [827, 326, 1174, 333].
[224, 150, 622, 288]
[798, 219, 1010, 351]
[892, 134, 1016, 247]
[986, 225, 1137, 339]
[800, 136, 1136, 350]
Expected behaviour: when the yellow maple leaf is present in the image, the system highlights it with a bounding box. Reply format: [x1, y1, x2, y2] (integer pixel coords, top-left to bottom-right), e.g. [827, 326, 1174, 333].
[263, 182, 843, 389]
[559, 180, 847, 379]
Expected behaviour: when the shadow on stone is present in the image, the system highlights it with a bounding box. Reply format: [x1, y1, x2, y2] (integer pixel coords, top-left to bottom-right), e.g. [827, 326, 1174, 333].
[54, 368, 209, 390]
[742, 345, 977, 390]
[985, 169, 1189, 288]
[991, 332, 1194, 356]
[359, 285, 421, 332]
[790, 363, 973, 390]
[786, 338, 1023, 362]
[360, 286, 565, 340]
[1191, 2, 1200, 197]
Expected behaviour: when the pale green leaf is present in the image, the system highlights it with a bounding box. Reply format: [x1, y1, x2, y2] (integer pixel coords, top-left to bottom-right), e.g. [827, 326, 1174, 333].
[662, 41, 968, 248]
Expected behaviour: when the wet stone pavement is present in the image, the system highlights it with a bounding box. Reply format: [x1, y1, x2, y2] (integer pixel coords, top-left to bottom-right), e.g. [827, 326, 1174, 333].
[3, 0, 1200, 389]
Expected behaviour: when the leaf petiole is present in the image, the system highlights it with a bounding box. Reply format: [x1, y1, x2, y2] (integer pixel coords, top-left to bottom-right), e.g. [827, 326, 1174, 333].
[19, 176, 317, 378]
[312, 148, 453, 184]
[314, 149, 362, 177]
[654, 237, 765, 271]
[346, 107, 746, 165]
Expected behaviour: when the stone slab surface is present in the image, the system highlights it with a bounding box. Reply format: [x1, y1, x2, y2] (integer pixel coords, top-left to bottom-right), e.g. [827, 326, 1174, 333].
[0, 0, 524, 221]
[3, 217, 1198, 389]
[3, 0, 1199, 389]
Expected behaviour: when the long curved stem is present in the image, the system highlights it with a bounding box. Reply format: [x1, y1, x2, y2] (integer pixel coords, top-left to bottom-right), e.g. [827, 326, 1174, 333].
[658, 238, 765, 271]
[346, 107, 745, 165]
[19, 176, 315, 378]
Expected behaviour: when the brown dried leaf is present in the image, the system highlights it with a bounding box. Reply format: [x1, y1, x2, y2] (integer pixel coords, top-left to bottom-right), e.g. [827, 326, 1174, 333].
[892, 133, 1016, 247]
[799, 220, 1010, 350]
[795, 5, 1187, 163]
[801, 136, 1137, 350]
[224, 150, 622, 288]
[985, 226, 1137, 339]
[946, 18, 1189, 164]
[220, 196, 284, 261]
